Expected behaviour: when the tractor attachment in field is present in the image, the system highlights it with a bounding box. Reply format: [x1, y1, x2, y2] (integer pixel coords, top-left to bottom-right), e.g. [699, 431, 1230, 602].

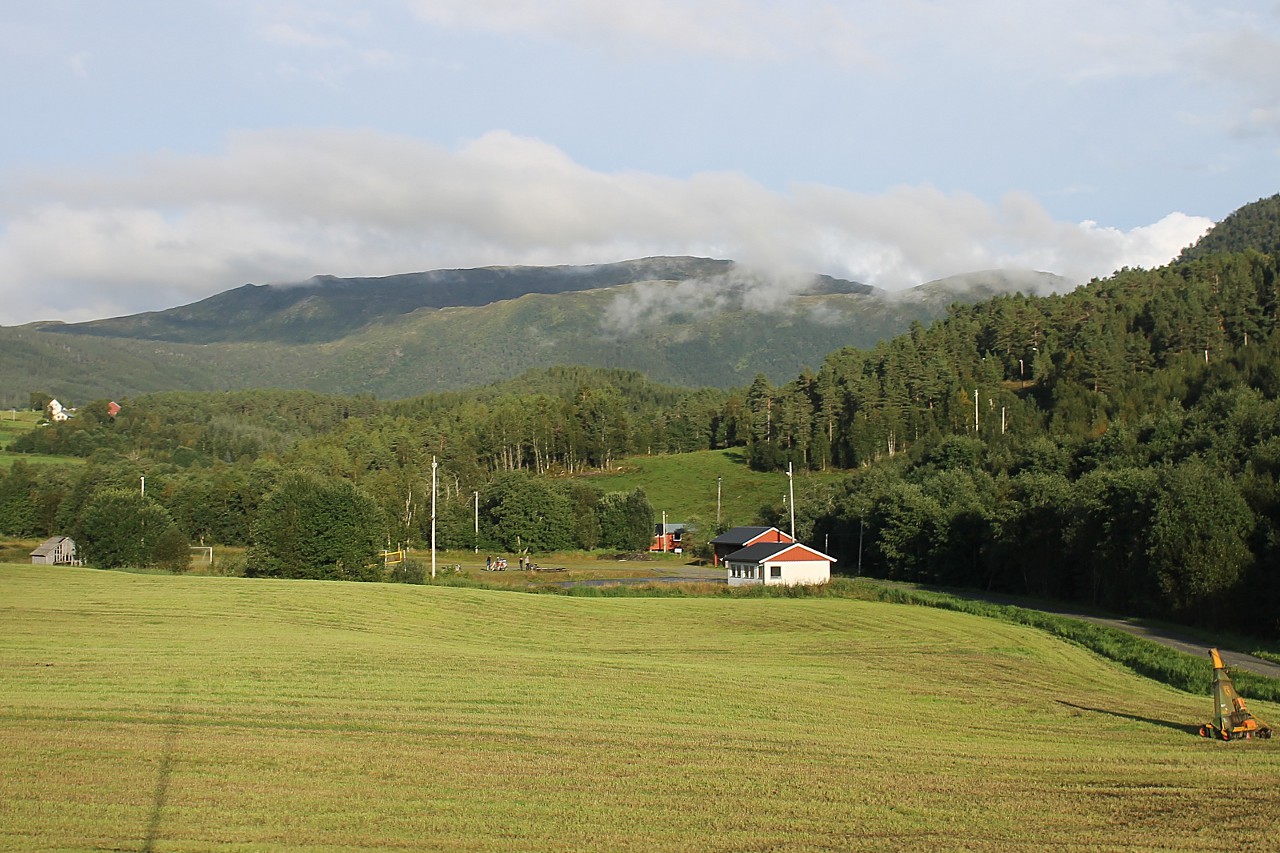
[1199, 648, 1272, 741]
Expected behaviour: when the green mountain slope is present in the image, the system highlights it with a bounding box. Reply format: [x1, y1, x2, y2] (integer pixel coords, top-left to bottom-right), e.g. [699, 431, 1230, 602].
[37, 256, 871, 344]
[0, 260, 1066, 405]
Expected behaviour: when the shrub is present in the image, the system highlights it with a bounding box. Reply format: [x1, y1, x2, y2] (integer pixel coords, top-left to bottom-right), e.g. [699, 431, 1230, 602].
[390, 559, 426, 584]
[152, 525, 192, 574]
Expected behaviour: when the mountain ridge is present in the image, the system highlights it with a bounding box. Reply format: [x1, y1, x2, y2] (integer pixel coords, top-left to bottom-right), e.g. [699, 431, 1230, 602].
[35, 256, 876, 345]
[2, 259, 1071, 406]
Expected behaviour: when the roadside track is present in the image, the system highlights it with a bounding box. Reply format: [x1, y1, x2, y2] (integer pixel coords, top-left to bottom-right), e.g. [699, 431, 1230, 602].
[880, 581, 1280, 680]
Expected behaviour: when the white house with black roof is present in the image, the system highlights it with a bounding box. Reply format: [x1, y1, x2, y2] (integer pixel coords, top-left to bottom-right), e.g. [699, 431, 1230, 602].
[724, 540, 834, 587]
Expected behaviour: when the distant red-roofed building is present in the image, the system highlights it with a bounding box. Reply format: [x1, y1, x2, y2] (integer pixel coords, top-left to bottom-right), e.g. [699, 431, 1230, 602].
[650, 522, 688, 553]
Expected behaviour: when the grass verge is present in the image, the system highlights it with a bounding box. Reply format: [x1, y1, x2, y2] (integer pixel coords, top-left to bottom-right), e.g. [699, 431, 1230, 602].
[855, 581, 1280, 702]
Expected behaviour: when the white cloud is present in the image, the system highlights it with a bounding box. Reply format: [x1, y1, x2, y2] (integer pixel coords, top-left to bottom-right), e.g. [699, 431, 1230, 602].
[600, 266, 823, 337]
[403, 0, 1280, 141]
[405, 0, 1242, 79]
[0, 129, 1212, 325]
[244, 2, 403, 83]
[1190, 26, 1280, 137]
[407, 0, 877, 66]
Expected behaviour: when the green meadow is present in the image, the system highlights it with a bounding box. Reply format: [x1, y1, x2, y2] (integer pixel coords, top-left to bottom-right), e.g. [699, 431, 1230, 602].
[0, 410, 36, 453]
[2, 564, 1278, 852]
[0, 410, 82, 469]
[576, 448, 837, 528]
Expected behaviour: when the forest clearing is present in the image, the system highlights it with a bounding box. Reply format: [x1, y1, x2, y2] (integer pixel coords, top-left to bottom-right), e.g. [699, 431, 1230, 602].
[2, 564, 1277, 851]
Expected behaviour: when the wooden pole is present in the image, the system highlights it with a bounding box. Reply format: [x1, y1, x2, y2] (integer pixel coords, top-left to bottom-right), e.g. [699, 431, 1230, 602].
[431, 457, 437, 580]
[787, 462, 795, 540]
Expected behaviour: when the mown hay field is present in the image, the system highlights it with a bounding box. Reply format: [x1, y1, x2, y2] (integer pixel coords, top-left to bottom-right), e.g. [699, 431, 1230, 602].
[2, 564, 1277, 851]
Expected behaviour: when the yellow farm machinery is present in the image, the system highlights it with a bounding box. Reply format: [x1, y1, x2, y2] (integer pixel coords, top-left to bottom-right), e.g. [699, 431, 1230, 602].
[1199, 648, 1272, 741]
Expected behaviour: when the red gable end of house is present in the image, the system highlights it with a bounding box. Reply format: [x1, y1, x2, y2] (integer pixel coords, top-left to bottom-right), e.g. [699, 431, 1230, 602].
[762, 543, 831, 563]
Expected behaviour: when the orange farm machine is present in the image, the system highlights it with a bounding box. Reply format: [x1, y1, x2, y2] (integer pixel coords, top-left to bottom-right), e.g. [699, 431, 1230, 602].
[1199, 648, 1272, 741]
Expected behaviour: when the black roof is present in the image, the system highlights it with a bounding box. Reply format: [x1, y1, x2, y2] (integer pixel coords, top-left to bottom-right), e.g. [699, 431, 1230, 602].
[723, 542, 793, 564]
[723, 541, 834, 565]
[710, 525, 776, 547]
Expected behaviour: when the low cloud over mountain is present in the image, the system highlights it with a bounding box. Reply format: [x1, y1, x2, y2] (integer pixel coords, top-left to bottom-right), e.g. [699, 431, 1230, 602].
[0, 131, 1210, 327]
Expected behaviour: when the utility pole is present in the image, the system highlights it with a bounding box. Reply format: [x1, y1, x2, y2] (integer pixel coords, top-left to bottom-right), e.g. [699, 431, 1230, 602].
[430, 457, 437, 580]
[787, 461, 795, 540]
[716, 475, 722, 531]
[473, 490, 479, 553]
[857, 515, 864, 577]
[662, 510, 668, 552]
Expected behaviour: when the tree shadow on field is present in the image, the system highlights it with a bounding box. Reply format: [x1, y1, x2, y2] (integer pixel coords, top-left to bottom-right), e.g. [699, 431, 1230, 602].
[143, 683, 187, 852]
[1056, 700, 1201, 737]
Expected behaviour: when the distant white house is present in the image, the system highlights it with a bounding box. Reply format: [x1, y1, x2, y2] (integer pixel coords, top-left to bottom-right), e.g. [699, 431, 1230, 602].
[725, 541, 834, 587]
[30, 536, 81, 566]
[47, 399, 68, 422]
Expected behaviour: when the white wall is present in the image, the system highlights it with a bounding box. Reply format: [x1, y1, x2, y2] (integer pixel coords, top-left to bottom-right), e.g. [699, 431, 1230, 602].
[726, 559, 830, 587]
[775, 559, 830, 586]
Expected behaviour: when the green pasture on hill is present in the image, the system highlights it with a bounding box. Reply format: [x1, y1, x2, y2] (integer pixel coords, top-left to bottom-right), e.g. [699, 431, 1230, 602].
[0, 410, 82, 469]
[0, 410, 36, 450]
[0, 450, 84, 469]
[2, 565, 1278, 851]
[577, 448, 837, 529]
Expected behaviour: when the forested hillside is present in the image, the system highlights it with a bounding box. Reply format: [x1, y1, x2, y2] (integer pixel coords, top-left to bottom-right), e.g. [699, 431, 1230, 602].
[1179, 193, 1280, 262]
[5, 195, 1280, 639]
[733, 196, 1280, 638]
[1, 367, 723, 572]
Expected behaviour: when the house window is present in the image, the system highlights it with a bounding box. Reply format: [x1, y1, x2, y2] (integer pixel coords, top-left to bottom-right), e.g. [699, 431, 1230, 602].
[770, 566, 782, 579]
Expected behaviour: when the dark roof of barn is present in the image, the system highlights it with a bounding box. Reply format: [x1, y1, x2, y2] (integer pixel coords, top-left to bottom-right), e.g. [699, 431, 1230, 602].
[723, 542, 792, 564]
[710, 525, 775, 546]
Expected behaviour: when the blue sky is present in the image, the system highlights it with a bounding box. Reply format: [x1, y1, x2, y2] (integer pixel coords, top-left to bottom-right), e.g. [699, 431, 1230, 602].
[1, 1, 1277, 325]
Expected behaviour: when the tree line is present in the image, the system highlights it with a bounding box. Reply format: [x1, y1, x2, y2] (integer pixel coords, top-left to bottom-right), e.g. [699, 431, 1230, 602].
[1, 452, 655, 578]
[755, 248, 1280, 638]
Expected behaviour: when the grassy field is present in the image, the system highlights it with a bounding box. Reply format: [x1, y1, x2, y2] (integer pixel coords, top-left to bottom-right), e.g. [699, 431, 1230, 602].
[3, 565, 1277, 851]
[573, 448, 840, 529]
[0, 409, 82, 469]
[439, 550, 722, 589]
[0, 409, 37, 451]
